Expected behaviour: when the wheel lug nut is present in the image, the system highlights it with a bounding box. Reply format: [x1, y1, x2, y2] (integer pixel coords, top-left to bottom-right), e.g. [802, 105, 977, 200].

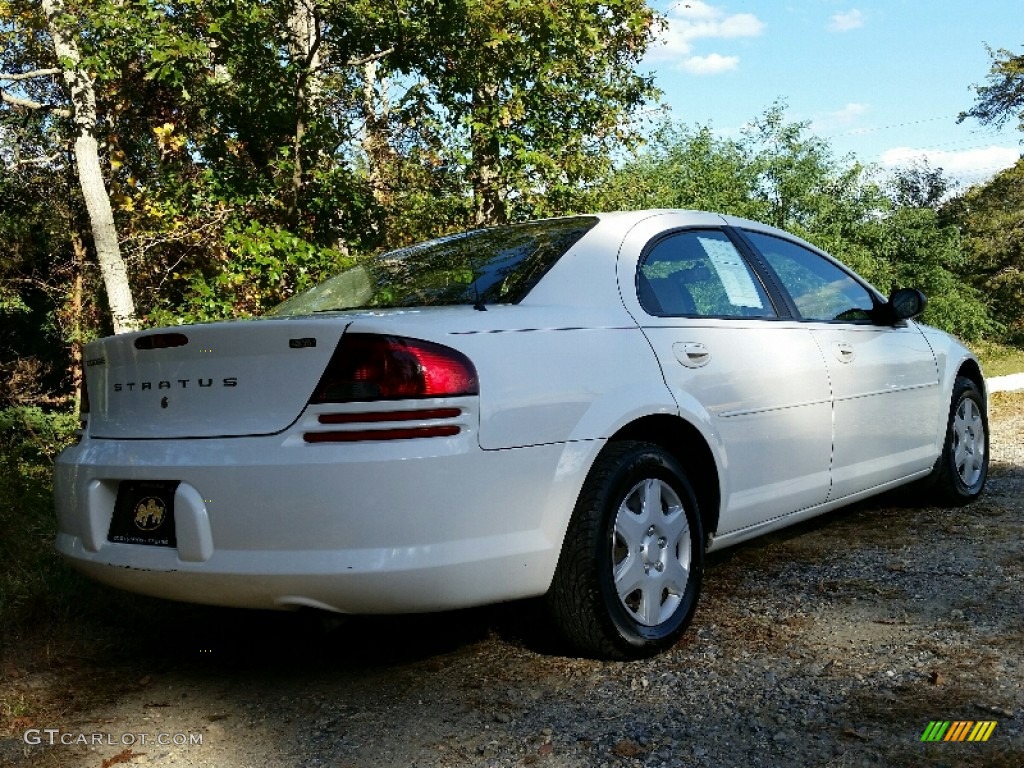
[658, 537, 667, 548]
[644, 565, 650, 574]
[647, 526, 655, 536]
[655, 562, 664, 572]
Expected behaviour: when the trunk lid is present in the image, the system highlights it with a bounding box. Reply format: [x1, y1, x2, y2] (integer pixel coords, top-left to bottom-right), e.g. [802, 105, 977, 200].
[84, 319, 345, 439]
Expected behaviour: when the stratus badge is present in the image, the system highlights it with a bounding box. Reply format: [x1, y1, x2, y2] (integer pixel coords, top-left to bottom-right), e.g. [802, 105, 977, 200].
[133, 497, 166, 531]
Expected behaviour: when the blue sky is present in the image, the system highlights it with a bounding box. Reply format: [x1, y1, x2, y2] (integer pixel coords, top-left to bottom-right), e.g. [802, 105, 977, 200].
[642, 1, 1023, 188]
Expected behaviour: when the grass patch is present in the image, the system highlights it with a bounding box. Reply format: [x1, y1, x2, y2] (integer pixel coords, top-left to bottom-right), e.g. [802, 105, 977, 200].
[971, 340, 1024, 377]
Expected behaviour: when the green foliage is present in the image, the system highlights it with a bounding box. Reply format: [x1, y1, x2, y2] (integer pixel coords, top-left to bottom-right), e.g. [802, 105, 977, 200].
[0, 407, 78, 639]
[420, 0, 661, 223]
[0, 406, 77, 468]
[145, 221, 355, 325]
[960, 45, 1024, 132]
[3, 0, 662, 342]
[584, 103, 886, 240]
[0, 285, 29, 314]
[0, 161, 97, 405]
[856, 205, 999, 341]
[580, 123, 762, 216]
[943, 158, 1024, 342]
[890, 160, 953, 209]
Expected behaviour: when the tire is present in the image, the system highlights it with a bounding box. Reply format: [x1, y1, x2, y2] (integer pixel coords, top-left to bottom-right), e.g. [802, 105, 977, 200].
[929, 376, 989, 506]
[547, 441, 704, 660]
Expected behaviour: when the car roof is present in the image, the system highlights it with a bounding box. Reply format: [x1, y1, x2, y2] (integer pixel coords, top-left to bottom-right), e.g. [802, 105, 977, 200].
[587, 209, 830, 257]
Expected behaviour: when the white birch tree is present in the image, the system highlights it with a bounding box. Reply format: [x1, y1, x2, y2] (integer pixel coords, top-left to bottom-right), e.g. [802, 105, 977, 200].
[40, 0, 138, 333]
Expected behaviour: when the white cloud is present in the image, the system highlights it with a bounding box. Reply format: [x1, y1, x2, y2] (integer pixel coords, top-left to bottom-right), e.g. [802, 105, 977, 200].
[648, 2, 765, 67]
[880, 145, 1021, 185]
[833, 103, 869, 121]
[831, 103, 870, 126]
[682, 54, 740, 75]
[829, 10, 865, 32]
[811, 103, 871, 134]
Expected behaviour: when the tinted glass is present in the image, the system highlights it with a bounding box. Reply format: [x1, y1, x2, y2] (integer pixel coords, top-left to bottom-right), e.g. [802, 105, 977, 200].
[638, 230, 776, 318]
[745, 231, 875, 322]
[267, 217, 598, 315]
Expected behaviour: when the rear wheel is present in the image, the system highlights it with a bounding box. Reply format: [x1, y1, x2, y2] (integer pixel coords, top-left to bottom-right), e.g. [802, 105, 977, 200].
[547, 441, 704, 659]
[930, 376, 988, 505]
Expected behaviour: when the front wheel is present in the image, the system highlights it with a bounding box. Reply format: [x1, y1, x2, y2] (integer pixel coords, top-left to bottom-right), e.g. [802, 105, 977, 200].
[547, 441, 704, 659]
[929, 376, 989, 505]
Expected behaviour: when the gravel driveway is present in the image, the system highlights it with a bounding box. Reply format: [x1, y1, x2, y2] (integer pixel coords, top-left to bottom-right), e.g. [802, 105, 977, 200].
[3, 393, 1022, 768]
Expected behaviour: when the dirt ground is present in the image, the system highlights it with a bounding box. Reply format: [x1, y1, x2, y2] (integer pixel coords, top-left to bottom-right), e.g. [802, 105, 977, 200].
[1, 393, 1022, 768]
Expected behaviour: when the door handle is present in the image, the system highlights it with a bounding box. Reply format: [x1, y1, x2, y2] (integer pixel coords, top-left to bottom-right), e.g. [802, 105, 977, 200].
[834, 342, 855, 363]
[673, 342, 711, 368]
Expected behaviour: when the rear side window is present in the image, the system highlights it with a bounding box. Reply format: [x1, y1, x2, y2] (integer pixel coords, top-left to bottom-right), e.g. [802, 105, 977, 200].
[638, 230, 776, 318]
[267, 217, 598, 315]
[744, 231, 875, 322]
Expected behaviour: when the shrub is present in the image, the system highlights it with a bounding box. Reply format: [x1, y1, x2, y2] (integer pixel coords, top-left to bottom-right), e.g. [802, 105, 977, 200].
[0, 407, 79, 643]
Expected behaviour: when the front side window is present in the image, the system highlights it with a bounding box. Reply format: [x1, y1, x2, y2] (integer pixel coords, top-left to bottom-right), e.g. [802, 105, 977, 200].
[637, 230, 776, 318]
[267, 217, 598, 316]
[744, 231, 875, 322]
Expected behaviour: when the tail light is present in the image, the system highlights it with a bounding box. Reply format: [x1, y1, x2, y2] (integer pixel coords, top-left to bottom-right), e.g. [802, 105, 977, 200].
[309, 334, 478, 403]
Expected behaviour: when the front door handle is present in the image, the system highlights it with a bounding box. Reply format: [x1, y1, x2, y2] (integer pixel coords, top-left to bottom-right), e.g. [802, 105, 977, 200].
[673, 342, 711, 368]
[834, 342, 855, 363]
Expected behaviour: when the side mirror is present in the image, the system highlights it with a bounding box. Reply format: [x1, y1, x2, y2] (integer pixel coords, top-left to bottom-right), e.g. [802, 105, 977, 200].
[887, 288, 927, 322]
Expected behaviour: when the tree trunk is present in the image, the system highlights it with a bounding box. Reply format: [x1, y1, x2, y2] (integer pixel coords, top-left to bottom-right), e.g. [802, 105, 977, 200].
[69, 229, 86, 411]
[42, 0, 138, 333]
[361, 58, 393, 207]
[470, 82, 505, 226]
[286, 0, 323, 226]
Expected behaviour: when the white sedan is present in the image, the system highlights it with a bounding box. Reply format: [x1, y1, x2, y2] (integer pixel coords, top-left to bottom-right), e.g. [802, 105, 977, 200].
[55, 210, 988, 659]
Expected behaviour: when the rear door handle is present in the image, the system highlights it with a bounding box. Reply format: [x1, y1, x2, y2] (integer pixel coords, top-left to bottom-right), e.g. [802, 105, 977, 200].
[673, 342, 711, 368]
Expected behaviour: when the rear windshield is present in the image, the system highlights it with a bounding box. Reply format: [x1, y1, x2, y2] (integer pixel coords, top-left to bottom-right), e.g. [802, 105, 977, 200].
[267, 217, 598, 316]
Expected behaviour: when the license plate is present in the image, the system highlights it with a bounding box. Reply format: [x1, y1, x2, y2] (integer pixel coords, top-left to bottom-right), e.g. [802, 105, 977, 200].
[109, 480, 179, 547]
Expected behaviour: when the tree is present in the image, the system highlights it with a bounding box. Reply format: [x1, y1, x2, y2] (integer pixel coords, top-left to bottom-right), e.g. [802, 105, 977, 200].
[944, 158, 1024, 340]
[960, 45, 1024, 132]
[40, 0, 138, 332]
[860, 205, 996, 341]
[0, 156, 94, 407]
[587, 104, 887, 271]
[2, 0, 140, 333]
[953, 45, 1024, 341]
[890, 159, 954, 209]
[423, 0, 661, 225]
[284, 0, 323, 225]
[581, 122, 760, 216]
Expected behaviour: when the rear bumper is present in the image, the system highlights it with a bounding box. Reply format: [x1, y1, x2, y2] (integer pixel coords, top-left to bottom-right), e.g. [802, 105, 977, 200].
[54, 532, 558, 614]
[54, 414, 596, 613]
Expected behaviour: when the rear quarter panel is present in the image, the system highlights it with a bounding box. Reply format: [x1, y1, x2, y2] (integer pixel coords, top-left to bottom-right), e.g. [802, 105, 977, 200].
[343, 305, 678, 450]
